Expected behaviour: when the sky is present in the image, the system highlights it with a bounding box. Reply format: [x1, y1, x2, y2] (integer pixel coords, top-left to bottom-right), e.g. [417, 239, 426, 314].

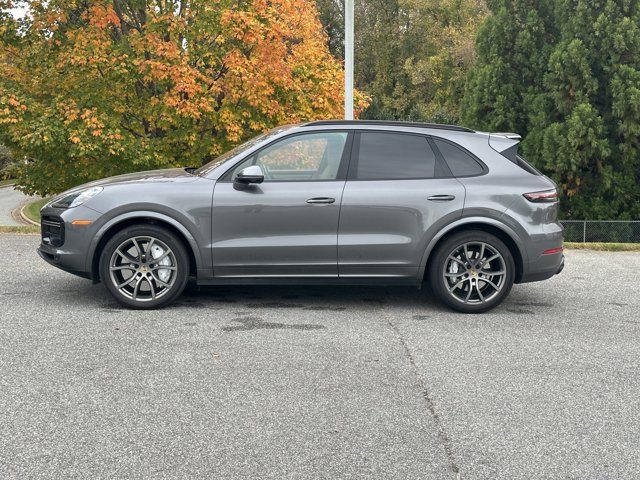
[10, 6, 28, 19]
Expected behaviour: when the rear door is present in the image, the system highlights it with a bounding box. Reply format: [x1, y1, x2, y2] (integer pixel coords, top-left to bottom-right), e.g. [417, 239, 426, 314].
[212, 131, 352, 278]
[338, 131, 465, 280]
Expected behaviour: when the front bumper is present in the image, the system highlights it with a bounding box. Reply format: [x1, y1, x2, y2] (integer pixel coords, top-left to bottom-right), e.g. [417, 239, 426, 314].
[37, 247, 92, 279]
[37, 204, 102, 280]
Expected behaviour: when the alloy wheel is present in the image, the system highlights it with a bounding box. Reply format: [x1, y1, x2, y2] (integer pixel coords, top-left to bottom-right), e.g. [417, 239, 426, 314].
[443, 242, 507, 305]
[108, 236, 178, 302]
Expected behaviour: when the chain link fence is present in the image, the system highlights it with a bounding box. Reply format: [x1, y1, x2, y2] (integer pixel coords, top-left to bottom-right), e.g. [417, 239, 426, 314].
[560, 221, 640, 243]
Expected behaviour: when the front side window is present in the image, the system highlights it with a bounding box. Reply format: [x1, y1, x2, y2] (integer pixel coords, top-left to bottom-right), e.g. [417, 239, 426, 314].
[196, 126, 293, 176]
[355, 132, 437, 180]
[230, 132, 348, 182]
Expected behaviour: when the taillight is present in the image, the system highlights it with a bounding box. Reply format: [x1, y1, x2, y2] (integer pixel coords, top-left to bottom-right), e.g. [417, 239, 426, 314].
[543, 247, 563, 255]
[523, 189, 558, 203]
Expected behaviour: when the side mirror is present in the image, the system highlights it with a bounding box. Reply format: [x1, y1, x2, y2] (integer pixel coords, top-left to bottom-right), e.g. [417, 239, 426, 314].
[235, 165, 264, 185]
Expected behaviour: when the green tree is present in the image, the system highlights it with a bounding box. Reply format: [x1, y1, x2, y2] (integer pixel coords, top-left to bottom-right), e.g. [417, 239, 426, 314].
[463, 0, 640, 219]
[460, 0, 556, 133]
[529, 0, 640, 219]
[316, 0, 344, 59]
[316, 0, 488, 123]
[0, 144, 15, 179]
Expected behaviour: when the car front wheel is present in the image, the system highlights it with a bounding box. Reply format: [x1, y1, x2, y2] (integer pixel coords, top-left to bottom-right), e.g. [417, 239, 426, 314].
[429, 231, 515, 313]
[99, 225, 189, 309]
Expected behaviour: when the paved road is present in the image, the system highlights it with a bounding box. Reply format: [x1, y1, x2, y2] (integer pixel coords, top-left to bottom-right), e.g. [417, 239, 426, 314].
[1, 234, 639, 479]
[0, 185, 37, 226]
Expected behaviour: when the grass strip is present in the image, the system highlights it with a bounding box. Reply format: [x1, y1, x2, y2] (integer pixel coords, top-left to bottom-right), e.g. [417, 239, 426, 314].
[0, 225, 39, 234]
[565, 242, 640, 252]
[22, 198, 49, 224]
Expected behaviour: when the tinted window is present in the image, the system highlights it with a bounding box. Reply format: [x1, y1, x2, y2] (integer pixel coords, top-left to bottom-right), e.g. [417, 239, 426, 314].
[515, 155, 542, 176]
[356, 132, 436, 180]
[434, 138, 484, 177]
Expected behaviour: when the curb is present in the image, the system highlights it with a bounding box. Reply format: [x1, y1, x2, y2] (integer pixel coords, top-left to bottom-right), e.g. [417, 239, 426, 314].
[19, 202, 41, 227]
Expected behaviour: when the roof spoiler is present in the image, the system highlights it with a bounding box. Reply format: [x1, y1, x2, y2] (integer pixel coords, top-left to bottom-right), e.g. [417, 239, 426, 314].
[488, 132, 521, 162]
[492, 132, 521, 140]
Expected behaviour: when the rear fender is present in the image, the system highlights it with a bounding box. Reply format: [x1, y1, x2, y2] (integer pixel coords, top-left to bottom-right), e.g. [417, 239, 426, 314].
[417, 216, 528, 283]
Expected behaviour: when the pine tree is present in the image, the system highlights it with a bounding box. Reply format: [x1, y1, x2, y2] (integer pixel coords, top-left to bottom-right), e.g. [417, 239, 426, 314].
[460, 0, 556, 133]
[527, 0, 640, 219]
[463, 0, 640, 220]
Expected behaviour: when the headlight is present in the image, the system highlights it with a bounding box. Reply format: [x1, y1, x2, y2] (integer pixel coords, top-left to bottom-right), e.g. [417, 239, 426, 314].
[51, 186, 104, 209]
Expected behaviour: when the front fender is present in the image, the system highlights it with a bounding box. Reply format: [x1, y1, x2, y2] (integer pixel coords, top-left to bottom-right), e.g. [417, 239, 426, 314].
[85, 209, 206, 277]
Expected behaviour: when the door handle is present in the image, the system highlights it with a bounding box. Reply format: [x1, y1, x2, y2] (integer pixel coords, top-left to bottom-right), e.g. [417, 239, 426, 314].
[427, 195, 456, 202]
[306, 197, 336, 205]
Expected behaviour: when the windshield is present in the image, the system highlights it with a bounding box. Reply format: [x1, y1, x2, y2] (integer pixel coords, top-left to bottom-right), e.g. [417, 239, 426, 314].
[195, 126, 295, 176]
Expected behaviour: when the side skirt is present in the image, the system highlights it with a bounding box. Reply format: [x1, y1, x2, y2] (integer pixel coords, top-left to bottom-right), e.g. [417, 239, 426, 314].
[197, 276, 419, 287]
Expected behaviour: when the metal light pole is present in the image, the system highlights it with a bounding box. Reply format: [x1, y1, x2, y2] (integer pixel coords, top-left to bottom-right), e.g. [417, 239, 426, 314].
[344, 0, 354, 120]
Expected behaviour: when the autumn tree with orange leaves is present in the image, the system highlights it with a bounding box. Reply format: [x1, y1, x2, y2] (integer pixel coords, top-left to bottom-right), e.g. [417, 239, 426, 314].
[0, 0, 363, 195]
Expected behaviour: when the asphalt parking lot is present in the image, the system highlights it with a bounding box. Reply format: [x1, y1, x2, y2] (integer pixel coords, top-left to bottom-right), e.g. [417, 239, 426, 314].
[1, 234, 639, 479]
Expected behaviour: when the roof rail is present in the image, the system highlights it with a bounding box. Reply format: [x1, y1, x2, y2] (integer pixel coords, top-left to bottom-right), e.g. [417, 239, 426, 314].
[304, 120, 475, 133]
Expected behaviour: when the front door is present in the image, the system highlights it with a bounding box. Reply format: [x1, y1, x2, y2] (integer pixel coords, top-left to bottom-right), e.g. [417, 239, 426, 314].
[212, 131, 351, 278]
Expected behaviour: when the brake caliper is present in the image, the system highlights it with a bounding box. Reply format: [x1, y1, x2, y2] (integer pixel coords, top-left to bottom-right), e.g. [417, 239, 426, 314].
[150, 244, 172, 282]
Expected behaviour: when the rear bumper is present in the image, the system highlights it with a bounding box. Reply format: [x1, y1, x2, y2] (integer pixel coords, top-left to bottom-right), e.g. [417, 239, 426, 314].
[519, 253, 565, 283]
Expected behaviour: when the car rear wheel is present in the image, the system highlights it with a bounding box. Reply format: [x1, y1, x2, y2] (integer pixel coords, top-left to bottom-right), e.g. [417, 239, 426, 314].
[429, 230, 515, 313]
[99, 225, 189, 309]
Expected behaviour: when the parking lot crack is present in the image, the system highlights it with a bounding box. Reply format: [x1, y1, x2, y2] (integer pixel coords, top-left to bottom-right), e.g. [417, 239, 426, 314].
[385, 317, 461, 479]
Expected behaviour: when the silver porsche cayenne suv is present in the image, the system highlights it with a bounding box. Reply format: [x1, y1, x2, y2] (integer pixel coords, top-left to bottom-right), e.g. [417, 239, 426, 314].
[38, 120, 564, 313]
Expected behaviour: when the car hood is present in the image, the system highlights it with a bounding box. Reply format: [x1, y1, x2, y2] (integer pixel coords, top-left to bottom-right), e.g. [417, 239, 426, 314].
[46, 168, 200, 209]
[80, 168, 198, 188]
[59, 168, 199, 194]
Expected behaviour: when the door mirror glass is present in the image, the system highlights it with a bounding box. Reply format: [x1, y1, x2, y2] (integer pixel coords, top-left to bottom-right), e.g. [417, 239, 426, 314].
[235, 165, 264, 185]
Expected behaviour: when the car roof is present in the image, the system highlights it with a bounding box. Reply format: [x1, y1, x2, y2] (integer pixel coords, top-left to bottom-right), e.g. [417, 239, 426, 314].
[303, 120, 474, 133]
[298, 121, 521, 152]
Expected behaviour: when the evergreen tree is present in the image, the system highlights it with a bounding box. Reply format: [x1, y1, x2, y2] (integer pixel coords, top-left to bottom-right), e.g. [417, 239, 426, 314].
[528, 0, 640, 219]
[463, 0, 640, 219]
[460, 0, 556, 133]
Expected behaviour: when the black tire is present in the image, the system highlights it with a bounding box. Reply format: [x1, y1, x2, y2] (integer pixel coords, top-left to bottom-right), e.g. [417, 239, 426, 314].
[428, 230, 515, 314]
[99, 225, 189, 309]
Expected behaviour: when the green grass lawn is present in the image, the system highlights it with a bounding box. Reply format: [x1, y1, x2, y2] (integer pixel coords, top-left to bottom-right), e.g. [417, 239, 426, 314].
[0, 179, 15, 187]
[0, 225, 39, 234]
[564, 242, 640, 252]
[22, 198, 49, 224]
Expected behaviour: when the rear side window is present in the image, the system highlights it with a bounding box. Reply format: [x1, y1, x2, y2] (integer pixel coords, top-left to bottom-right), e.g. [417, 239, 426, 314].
[433, 138, 484, 177]
[514, 155, 542, 176]
[355, 132, 437, 180]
